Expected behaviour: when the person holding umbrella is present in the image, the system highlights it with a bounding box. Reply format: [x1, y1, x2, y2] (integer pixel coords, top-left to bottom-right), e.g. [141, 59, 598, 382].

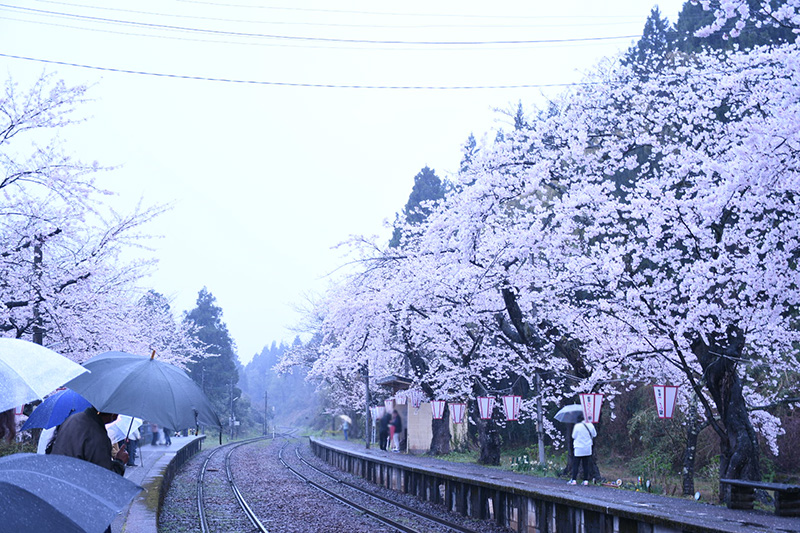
[51, 406, 129, 476]
[568, 411, 597, 486]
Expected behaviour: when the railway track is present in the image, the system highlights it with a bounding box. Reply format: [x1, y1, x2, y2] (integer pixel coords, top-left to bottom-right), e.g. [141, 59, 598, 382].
[197, 436, 271, 533]
[279, 439, 482, 533]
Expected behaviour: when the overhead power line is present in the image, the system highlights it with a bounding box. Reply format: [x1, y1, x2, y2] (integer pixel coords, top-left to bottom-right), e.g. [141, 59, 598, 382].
[1, 4, 640, 46]
[0, 52, 598, 90]
[32, 0, 646, 30]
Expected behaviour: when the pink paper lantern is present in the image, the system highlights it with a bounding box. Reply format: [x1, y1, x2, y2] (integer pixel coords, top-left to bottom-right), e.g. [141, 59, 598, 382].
[450, 402, 466, 424]
[502, 395, 522, 421]
[653, 385, 679, 419]
[384, 399, 394, 411]
[431, 399, 446, 419]
[579, 393, 603, 424]
[477, 396, 495, 420]
[394, 394, 407, 405]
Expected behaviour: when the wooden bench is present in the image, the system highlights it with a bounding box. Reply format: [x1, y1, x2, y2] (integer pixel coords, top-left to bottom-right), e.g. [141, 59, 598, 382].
[720, 478, 800, 517]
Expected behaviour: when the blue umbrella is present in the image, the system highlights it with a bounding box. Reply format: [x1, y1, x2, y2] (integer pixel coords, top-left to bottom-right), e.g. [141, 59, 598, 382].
[21, 389, 92, 431]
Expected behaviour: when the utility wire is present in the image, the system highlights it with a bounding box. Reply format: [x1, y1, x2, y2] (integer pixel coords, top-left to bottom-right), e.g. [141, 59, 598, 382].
[171, 0, 650, 20]
[0, 52, 600, 90]
[1, 14, 640, 51]
[0, 4, 640, 46]
[32, 0, 647, 30]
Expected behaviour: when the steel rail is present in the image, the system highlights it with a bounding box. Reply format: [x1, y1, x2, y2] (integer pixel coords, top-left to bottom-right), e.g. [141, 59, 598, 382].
[197, 436, 271, 533]
[293, 444, 481, 533]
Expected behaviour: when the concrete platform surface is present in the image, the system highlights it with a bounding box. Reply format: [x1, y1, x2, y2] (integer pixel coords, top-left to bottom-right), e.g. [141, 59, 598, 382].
[112, 436, 201, 533]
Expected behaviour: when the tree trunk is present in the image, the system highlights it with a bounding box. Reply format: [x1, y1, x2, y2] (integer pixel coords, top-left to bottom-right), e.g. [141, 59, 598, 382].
[682, 397, 699, 496]
[429, 404, 451, 455]
[692, 328, 760, 503]
[477, 417, 501, 465]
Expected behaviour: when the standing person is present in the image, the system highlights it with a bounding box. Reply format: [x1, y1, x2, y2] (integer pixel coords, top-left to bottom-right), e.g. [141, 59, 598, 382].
[52, 407, 129, 533]
[389, 410, 403, 452]
[163, 427, 172, 446]
[150, 423, 159, 445]
[568, 412, 597, 485]
[342, 419, 350, 441]
[127, 425, 140, 467]
[378, 411, 391, 451]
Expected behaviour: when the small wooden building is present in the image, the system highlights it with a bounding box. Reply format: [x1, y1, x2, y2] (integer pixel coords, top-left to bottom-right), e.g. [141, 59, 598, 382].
[375, 375, 467, 454]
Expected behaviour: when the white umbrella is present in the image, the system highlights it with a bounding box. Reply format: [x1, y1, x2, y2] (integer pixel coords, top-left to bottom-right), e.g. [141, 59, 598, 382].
[111, 415, 143, 440]
[0, 339, 88, 413]
[338, 414, 352, 424]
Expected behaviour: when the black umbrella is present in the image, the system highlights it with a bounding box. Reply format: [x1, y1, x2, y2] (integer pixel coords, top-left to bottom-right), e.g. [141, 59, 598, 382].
[554, 404, 585, 424]
[65, 351, 221, 430]
[0, 453, 143, 533]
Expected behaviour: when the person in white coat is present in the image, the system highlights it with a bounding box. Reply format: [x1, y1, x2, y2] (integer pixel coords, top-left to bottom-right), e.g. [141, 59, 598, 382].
[568, 412, 597, 485]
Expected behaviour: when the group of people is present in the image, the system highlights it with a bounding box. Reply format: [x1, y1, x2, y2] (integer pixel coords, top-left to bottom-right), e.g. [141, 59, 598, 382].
[378, 409, 403, 452]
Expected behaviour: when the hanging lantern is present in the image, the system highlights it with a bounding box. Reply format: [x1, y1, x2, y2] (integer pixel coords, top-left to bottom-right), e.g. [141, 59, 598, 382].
[477, 396, 495, 420]
[502, 395, 522, 421]
[579, 393, 603, 424]
[431, 399, 446, 419]
[450, 402, 466, 424]
[408, 389, 424, 410]
[376, 405, 386, 419]
[394, 392, 407, 405]
[384, 398, 394, 411]
[653, 385, 679, 419]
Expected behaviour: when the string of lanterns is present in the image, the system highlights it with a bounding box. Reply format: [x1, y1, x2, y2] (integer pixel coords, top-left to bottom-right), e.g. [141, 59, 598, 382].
[369, 384, 679, 424]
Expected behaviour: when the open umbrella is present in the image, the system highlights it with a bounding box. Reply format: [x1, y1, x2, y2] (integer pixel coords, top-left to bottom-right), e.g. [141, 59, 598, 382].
[0, 338, 88, 413]
[65, 351, 221, 430]
[0, 453, 143, 533]
[106, 415, 143, 443]
[338, 414, 352, 424]
[554, 404, 585, 424]
[21, 389, 92, 431]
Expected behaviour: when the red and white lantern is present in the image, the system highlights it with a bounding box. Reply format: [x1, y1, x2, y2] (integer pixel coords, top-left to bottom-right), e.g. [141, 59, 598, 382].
[477, 396, 495, 420]
[579, 393, 603, 424]
[653, 385, 679, 419]
[431, 400, 446, 420]
[376, 405, 386, 419]
[502, 395, 522, 421]
[394, 393, 407, 405]
[408, 389, 424, 410]
[384, 399, 394, 411]
[450, 402, 466, 424]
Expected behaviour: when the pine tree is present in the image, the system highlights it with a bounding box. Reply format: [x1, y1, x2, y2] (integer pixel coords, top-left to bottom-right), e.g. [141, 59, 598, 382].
[389, 166, 448, 247]
[622, 6, 675, 79]
[183, 288, 240, 430]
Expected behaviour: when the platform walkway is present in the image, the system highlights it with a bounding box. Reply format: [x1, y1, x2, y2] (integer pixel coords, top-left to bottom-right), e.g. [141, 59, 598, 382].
[312, 437, 800, 533]
[111, 435, 206, 533]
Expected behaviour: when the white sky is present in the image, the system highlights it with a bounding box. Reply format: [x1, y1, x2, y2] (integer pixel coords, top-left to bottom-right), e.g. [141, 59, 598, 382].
[0, 0, 686, 363]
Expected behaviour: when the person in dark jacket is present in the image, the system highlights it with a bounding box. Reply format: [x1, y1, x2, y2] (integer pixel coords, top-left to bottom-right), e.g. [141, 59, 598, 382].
[389, 410, 403, 452]
[51, 406, 128, 476]
[378, 412, 391, 450]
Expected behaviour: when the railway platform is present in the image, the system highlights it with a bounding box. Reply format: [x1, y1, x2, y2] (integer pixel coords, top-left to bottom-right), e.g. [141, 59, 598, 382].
[311, 437, 800, 533]
[111, 435, 206, 533]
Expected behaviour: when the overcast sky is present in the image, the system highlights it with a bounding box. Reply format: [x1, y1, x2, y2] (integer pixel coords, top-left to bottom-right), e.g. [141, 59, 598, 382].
[0, 0, 685, 363]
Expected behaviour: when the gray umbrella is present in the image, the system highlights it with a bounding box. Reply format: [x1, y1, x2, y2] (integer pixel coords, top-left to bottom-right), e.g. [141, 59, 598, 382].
[0, 453, 142, 533]
[65, 351, 221, 431]
[554, 404, 585, 424]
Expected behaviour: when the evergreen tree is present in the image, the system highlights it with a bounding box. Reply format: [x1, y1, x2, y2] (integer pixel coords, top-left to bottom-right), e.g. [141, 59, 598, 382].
[389, 166, 448, 247]
[183, 288, 241, 430]
[622, 6, 675, 79]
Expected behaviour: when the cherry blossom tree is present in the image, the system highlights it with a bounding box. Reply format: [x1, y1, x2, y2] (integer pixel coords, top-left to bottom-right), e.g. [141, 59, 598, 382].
[0, 73, 194, 366]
